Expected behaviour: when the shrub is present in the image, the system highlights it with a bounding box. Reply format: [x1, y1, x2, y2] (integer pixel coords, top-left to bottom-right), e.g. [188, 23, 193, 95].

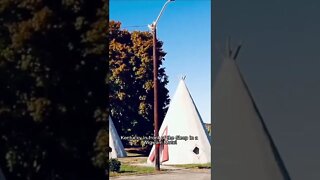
[109, 158, 121, 172]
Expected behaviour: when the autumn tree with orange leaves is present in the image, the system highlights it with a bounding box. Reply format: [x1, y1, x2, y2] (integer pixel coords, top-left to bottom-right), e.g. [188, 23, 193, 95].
[108, 21, 170, 143]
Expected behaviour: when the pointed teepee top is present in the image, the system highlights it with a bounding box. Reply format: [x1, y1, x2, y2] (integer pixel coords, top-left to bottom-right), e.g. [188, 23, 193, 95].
[212, 41, 291, 180]
[174, 77, 195, 106]
[224, 37, 242, 61]
[178, 75, 187, 81]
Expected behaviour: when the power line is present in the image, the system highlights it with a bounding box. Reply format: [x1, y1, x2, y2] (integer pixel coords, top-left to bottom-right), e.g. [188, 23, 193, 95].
[122, 25, 147, 29]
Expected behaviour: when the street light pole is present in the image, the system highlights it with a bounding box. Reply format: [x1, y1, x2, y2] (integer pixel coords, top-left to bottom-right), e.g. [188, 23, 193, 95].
[149, 0, 174, 171]
[152, 23, 160, 171]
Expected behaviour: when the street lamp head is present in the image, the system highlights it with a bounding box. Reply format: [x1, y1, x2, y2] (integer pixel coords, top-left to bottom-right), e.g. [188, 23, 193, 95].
[148, 23, 156, 32]
[169, 0, 175, 1]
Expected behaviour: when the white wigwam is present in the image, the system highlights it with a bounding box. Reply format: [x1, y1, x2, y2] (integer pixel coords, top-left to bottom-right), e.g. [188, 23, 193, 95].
[109, 116, 127, 159]
[212, 42, 291, 179]
[147, 79, 211, 165]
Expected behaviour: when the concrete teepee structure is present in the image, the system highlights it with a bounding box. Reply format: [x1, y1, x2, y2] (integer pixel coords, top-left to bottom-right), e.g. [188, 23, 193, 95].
[109, 116, 127, 159]
[212, 40, 291, 180]
[147, 78, 211, 165]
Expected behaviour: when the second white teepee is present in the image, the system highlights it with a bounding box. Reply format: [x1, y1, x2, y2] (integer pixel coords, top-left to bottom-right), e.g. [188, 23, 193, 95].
[212, 43, 291, 179]
[147, 79, 211, 165]
[109, 116, 127, 159]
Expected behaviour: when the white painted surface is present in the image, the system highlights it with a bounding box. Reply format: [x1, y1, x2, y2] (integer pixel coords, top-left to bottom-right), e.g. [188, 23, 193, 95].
[147, 79, 211, 165]
[212, 56, 290, 179]
[109, 117, 127, 159]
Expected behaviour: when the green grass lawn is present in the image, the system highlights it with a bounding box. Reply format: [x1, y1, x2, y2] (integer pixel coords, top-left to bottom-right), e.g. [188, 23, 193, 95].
[109, 151, 211, 177]
[109, 156, 171, 177]
[110, 164, 158, 177]
[117, 156, 147, 164]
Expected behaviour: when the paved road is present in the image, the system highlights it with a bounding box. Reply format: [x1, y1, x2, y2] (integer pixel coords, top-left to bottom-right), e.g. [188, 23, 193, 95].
[110, 169, 211, 180]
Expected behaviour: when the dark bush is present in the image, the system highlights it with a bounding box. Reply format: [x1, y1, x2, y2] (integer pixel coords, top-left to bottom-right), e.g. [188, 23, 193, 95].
[109, 159, 121, 172]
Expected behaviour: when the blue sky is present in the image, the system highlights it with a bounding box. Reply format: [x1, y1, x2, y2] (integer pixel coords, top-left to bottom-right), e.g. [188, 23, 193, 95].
[110, 0, 211, 123]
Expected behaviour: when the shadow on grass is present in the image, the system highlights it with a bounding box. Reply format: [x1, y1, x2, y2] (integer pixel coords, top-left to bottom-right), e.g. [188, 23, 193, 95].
[125, 147, 150, 156]
[127, 154, 146, 157]
[198, 166, 211, 169]
[119, 170, 136, 173]
[171, 163, 212, 169]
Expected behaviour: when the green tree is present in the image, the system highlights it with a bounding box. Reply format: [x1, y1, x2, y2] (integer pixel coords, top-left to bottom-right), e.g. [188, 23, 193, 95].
[0, 0, 108, 179]
[108, 21, 170, 143]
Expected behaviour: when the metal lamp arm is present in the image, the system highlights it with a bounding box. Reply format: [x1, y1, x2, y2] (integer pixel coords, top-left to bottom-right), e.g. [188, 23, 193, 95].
[154, 0, 173, 26]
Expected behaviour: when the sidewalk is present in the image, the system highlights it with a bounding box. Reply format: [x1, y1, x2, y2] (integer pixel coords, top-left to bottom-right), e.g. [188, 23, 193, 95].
[110, 168, 211, 180]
